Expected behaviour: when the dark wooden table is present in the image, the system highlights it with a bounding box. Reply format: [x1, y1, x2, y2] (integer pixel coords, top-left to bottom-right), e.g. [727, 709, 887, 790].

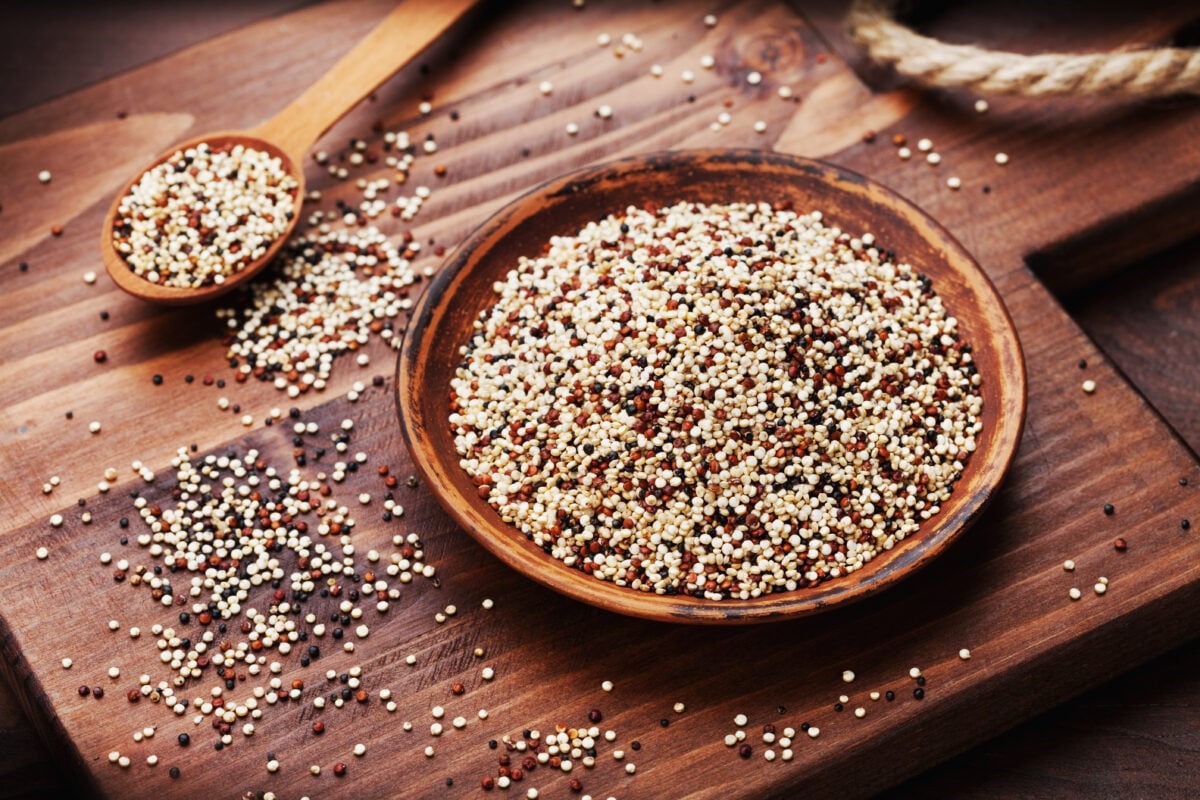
[2, 2, 1198, 797]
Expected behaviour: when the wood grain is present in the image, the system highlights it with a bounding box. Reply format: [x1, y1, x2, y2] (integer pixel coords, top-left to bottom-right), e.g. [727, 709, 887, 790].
[2, 1, 1200, 798]
[892, 235, 1200, 798]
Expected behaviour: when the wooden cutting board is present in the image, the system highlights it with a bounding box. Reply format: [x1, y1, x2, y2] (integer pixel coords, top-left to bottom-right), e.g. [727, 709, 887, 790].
[2, 1, 1199, 797]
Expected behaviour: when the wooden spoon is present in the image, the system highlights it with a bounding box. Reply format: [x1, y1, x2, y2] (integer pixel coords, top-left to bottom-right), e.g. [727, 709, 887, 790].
[101, 0, 477, 306]
[396, 149, 1026, 624]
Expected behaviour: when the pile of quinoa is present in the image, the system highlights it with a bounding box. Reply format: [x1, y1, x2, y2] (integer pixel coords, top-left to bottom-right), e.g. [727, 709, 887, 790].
[450, 201, 983, 600]
[112, 142, 298, 288]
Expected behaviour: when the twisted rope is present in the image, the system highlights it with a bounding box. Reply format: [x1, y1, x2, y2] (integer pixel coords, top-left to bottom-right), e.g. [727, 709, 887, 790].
[846, 0, 1200, 97]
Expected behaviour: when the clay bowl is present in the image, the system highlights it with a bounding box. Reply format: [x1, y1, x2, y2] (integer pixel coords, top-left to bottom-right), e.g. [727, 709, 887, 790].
[396, 149, 1025, 624]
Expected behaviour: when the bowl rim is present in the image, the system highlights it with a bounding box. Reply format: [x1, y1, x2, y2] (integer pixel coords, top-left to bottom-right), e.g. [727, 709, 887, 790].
[396, 148, 1027, 624]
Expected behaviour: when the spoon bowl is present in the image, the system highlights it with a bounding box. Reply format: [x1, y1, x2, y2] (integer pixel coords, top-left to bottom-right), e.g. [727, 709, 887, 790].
[397, 149, 1027, 624]
[100, 132, 305, 305]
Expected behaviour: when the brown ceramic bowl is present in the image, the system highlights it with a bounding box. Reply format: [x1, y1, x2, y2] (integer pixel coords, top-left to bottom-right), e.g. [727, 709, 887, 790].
[396, 149, 1025, 624]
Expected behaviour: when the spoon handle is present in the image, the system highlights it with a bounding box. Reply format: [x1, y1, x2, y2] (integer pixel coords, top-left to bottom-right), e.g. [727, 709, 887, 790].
[254, 0, 478, 162]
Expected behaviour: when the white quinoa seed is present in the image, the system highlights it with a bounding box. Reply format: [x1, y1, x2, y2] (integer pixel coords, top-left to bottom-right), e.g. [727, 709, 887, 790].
[959, 647, 971, 660]
[1069, 587, 1082, 601]
[897, 147, 912, 160]
[974, 99, 989, 113]
[842, 670, 856, 683]
[451, 202, 983, 600]
[734, 714, 748, 727]
[995, 152, 1010, 165]
[746, 71, 763, 86]
[1063, 559, 1076, 571]
[926, 152, 941, 165]
[38, 170, 52, 184]
[909, 667, 922, 679]
[1094, 582, 1107, 595]
[36, 547, 49, 560]
[947, 177, 962, 190]
[1082, 380, 1096, 394]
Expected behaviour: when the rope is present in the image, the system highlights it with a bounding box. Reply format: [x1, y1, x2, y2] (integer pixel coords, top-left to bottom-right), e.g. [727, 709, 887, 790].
[846, 0, 1200, 98]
